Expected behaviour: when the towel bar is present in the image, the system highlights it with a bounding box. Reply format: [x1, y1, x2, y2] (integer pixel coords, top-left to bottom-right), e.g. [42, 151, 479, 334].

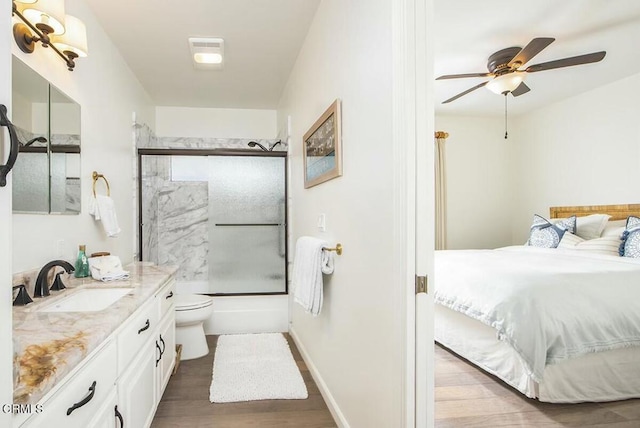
[92, 171, 111, 197]
[323, 243, 343, 256]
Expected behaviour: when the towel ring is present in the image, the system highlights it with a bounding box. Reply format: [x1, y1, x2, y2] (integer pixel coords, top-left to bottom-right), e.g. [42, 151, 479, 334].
[323, 243, 343, 256]
[92, 171, 111, 197]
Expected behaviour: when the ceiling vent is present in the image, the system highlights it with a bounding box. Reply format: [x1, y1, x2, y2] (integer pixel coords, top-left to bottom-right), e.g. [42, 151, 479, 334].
[188, 37, 224, 70]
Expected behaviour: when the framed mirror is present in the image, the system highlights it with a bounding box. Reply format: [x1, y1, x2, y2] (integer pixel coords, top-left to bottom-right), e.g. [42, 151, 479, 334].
[11, 56, 81, 214]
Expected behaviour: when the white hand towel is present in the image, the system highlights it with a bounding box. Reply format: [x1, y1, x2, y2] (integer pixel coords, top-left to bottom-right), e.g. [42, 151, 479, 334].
[89, 195, 121, 237]
[292, 236, 335, 316]
[88, 256, 130, 282]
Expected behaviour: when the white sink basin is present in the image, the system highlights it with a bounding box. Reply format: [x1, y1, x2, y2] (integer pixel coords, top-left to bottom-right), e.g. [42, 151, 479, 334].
[38, 288, 132, 313]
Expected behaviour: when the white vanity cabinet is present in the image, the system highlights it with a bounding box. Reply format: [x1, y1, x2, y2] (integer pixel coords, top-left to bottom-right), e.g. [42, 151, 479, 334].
[21, 339, 117, 428]
[157, 282, 176, 396]
[116, 278, 176, 428]
[15, 274, 176, 428]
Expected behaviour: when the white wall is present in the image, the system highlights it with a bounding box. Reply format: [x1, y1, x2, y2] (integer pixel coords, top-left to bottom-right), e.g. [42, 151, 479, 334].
[155, 106, 276, 138]
[435, 115, 514, 249]
[510, 72, 640, 243]
[278, 0, 403, 426]
[11, 0, 155, 272]
[0, 6, 13, 426]
[11, 91, 30, 131]
[437, 73, 640, 248]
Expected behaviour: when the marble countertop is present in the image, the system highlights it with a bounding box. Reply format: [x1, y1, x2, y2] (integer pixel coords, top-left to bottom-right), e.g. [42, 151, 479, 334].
[12, 262, 178, 405]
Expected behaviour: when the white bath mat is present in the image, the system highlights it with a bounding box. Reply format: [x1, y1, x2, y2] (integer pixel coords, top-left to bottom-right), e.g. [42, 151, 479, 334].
[209, 333, 308, 403]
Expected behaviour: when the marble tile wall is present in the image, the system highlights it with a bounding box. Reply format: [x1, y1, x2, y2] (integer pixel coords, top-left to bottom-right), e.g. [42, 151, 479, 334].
[50, 133, 80, 146]
[135, 122, 158, 263]
[65, 178, 81, 212]
[152, 136, 287, 151]
[157, 182, 209, 282]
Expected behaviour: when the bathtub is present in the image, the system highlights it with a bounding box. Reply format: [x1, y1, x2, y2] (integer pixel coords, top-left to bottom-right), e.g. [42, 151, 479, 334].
[175, 281, 289, 335]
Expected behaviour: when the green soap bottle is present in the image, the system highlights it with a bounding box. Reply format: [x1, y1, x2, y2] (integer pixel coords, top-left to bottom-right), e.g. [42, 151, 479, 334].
[74, 245, 90, 278]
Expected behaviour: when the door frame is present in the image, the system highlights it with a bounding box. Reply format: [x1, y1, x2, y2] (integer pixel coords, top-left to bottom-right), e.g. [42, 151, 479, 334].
[0, 10, 13, 428]
[392, 0, 433, 426]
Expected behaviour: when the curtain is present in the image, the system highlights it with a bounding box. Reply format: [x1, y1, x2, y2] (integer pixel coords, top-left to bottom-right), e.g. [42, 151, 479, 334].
[434, 131, 448, 250]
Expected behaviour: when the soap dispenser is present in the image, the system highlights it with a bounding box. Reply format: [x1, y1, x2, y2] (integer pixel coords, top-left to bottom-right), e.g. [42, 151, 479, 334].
[74, 245, 90, 278]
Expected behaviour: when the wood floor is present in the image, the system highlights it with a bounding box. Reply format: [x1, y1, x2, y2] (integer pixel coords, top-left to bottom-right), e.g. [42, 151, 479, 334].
[435, 343, 640, 427]
[151, 334, 337, 428]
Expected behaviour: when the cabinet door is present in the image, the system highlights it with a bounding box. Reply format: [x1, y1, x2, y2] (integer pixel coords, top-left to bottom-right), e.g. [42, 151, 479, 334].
[87, 389, 118, 428]
[157, 312, 176, 398]
[117, 338, 157, 428]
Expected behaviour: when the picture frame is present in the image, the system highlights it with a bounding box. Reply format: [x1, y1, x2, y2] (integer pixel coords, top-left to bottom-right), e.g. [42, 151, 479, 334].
[303, 99, 342, 188]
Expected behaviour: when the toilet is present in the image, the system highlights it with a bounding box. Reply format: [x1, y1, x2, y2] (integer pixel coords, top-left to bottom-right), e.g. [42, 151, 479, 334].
[174, 294, 214, 360]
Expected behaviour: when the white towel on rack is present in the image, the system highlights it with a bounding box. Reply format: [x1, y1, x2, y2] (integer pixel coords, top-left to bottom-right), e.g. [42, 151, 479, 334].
[89, 195, 121, 238]
[292, 236, 335, 316]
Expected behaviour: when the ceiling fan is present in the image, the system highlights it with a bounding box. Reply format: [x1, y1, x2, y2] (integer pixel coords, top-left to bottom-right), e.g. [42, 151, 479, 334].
[437, 37, 606, 104]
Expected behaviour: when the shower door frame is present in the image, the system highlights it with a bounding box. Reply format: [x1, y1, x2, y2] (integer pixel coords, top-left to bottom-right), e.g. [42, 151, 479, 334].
[137, 148, 289, 296]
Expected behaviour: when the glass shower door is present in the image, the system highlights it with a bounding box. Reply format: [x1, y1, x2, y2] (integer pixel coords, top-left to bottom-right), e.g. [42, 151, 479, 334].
[208, 156, 286, 294]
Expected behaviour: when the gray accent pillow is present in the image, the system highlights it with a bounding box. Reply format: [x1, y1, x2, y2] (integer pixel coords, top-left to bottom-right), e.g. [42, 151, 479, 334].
[528, 214, 576, 248]
[619, 216, 640, 258]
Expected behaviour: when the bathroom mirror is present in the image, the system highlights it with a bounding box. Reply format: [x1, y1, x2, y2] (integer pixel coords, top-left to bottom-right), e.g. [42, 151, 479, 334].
[11, 56, 81, 214]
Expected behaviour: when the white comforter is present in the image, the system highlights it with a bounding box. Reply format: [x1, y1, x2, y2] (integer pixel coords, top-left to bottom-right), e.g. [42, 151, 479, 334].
[434, 246, 640, 382]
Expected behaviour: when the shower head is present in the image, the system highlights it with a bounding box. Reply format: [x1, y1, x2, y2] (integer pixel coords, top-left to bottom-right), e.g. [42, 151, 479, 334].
[268, 140, 282, 151]
[248, 141, 268, 151]
[22, 136, 48, 147]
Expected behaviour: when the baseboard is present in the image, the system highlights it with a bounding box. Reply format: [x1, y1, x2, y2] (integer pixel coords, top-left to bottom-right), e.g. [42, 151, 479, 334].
[289, 326, 350, 428]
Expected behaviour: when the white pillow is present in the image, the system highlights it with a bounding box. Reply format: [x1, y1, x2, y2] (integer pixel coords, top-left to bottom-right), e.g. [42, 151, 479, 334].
[552, 214, 610, 240]
[558, 233, 621, 256]
[601, 219, 627, 237]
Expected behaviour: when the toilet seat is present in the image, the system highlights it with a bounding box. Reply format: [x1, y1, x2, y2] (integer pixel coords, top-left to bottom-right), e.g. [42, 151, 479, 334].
[175, 294, 213, 311]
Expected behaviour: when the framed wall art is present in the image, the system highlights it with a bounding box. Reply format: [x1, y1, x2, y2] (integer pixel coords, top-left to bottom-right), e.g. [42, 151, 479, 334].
[303, 99, 342, 188]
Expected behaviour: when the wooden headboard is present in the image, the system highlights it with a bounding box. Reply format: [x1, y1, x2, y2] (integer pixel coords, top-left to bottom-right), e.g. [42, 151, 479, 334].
[549, 204, 640, 221]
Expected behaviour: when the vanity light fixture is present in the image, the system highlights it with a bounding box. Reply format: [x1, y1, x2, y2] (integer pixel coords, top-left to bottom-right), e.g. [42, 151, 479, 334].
[189, 37, 224, 70]
[12, 0, 88, 71]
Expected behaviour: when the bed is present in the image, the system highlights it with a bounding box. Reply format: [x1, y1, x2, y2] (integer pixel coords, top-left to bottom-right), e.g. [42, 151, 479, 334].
[434, 203, 640, 403]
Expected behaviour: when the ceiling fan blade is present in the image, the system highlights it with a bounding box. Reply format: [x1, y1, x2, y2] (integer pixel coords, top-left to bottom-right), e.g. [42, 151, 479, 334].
[525, 51, 606, 73]
[511, 82, 531, 97]
[436, 72, 492, 80]
[508, 37, 555, 67]
[442, 81, 488, 104]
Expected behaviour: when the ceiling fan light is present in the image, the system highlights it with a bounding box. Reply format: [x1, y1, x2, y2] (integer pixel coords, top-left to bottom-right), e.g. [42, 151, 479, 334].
[486, 72, 525, 95]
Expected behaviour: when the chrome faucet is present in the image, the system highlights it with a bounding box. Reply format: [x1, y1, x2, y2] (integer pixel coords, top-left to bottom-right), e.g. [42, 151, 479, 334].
[34, 260, 75, 298]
